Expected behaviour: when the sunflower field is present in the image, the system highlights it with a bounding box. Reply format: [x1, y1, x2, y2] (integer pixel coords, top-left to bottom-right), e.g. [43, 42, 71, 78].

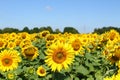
[0, 29, 120, 80]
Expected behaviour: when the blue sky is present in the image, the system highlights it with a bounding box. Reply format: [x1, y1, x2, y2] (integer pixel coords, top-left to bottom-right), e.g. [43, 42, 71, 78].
[0, 0, 120, 33]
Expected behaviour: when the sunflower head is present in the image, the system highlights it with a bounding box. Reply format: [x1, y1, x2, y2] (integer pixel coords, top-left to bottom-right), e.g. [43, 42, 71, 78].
[22, 45, 38, 60]
[107, 53, 119, 64]
[108, 30, 119, 40]
[103, 75, 115, 80]
[106, 45, 120, 63]
[45, 41, 74, 72]
[70, 37, 83, 55]
[19, 32, 30, 40]
[72, 39, 81, 49]
[6, 72, 15, 80]
[57, 36, 67, 43]
[27, 67, 35, 74]
[7, 41, 16, 49]
[0, 39, 6, 49]
[114, 46, 120, 59]
[15, 39, 21, 46]
[0, 49, 21, 72]
[52, 47, 67, 64]
[40, 30, 50, 38]
[37, 66, 46, 77]
[46, 41, 53, 48]
[46, 34, 55, 42]
[9, 32, 17, 40]
[115, 73, 120, 80]
[20, 39, 32, 48]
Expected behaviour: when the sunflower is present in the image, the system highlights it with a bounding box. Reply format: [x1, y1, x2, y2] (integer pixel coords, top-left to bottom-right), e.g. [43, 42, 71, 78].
[0, 39, 6, 49]
[39, 30, 50, 38]
[6, 72, 16, 80]
[46, 34, 55, 42]
[9, 32, 17, 40]
[15, 39, 22, 46]
[71, 38, 83, 55]
[45, 41, 74, 72]
[0, 49, 21, 72]
[30, 33, 38, 41]
[22, 45, 38, 60]
[80, 37, 89, 46]
[107, 53, 120, 64]
[103, 75, 115, 80]
[113, 46, 120, 59]
[106, 45, 120, 64]
[115, 73, 120, 80]
[37, 66, 46, 77]
[20, 39, 32, 48]
[27, 67, 35, 74]
[108, 29, 119, 41]
[7, 41, 16, 49]
[19, 32, 30, 40]
[46, 41, 53, 48]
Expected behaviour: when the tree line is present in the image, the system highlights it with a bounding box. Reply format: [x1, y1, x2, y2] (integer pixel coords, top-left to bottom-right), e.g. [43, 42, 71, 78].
[0, 26, 79, 34]
[0, 26, 119, 34]
[93, 26, 120, 34]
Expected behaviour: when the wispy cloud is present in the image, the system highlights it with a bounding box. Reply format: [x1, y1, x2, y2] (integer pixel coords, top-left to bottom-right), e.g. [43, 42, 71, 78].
[45, 5, 53, 11]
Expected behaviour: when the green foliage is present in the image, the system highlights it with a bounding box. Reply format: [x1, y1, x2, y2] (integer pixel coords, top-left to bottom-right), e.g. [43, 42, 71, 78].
[63, 27, 79, 34]
[2, 27, 19, 33]
[93, 26, 120, 34]
[54, 28, 62, 34]
[69, 49, 117, 80]
[30, 27, 39, 33]
[1, 26, 120, 34]
[22, 26, 30, 33]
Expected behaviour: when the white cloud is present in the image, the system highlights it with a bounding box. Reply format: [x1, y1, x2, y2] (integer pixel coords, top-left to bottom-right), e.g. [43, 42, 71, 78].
[45, 5, 53, 11]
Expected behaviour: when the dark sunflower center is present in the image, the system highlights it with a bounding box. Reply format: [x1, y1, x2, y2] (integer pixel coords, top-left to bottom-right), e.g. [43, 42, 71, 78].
[42, 32, 48, 37]
[9, 43, 13, 48]
[109, 33, 116, 40]
[25, 48, 35, 56]
[40, 69, 45, 74]
[22, 35, 26, 39]
[47, 35, 54, 41]
[7, 73, 14, 79]
[0, 42, 4, 47]
[24, 47, 36, 59]
[111, 55, 119, 62]
[57, 52, 65, 59]
[74, 44, 80, 51]
[5, 59, 9, 64]
[114, 50, 120, 58]
[2, 58, 13, 66]
[72, 42, 80, 51]
[53, 51, 66, 64]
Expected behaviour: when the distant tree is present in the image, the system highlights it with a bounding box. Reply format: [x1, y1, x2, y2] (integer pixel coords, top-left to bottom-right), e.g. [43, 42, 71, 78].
[93, 26, 120, 34]
[13, 28, 19, 33]
[0, 29, 2, 33]
[22, 26, 30, 33]
[63, 27, 79, 34]
[2, 27, 19, 33]
[46, 26, 53, 33]
[39, 26, 53, 33]
[39, 27, 47, 32]
[30, 27, 39, 33]
[54, 28, 61, 34]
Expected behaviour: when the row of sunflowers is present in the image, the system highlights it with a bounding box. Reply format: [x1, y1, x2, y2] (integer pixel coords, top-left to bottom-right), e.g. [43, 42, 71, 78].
[0, 29, 120, 80]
